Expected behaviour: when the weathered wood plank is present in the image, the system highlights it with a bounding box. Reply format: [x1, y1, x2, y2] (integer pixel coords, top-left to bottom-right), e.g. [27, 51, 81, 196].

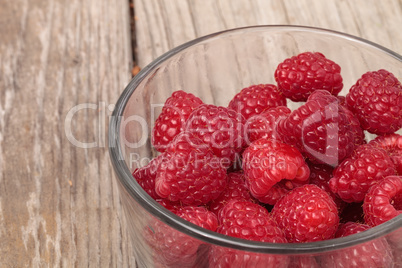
[134, 0, 402, 68]
[1, 0, 402, 266]
[0, 0, 134, 266]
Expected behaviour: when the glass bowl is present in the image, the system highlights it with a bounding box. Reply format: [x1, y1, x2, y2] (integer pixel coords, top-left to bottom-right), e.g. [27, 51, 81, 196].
[109, 25, 402, 267]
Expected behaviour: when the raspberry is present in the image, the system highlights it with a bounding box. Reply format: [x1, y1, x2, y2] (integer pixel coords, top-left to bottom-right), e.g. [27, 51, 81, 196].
[335, 221, 369, 237]
[209, 246, 289, 268]
[155, 132, 227, 206]
[228, 84, 286, 120]
[363, 175, 402, 227]
[329, 144, 397, 203]
[175, 206, 219, 231]
[209, 200, 289, 268]
[346, 69, 402, 135]
[253, 184, 290, 207]
[342, 106, 366, 146]
[308, 162, 346, 212]
[245, 106, 291, 144]
[207, 171, 255, 215]
[242, 138, 310, 205]
[146, 206, 217, 267]
[217, 200, 287, 242]
[131, 154, 164, 200]
[142, 70, 401, 263]
[184, 104, 245, 163]
[319, 222, 394, 267]
[271, 184, 339, 243]
[277, 90, 360, 166]
[288, 256, 319, 268]
[254, 177, 311, 206]
[152, 90, 203, 152]
[369, 133, 402, 174]
[337, 95, 347, 106]
[275, 52, 343, 102]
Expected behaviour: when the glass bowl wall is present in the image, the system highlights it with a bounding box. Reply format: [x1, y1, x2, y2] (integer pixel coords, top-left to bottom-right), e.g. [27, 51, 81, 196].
[109, 26, 402, 267]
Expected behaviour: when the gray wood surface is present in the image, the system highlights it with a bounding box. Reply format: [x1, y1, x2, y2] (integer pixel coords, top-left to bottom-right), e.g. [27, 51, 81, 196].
[134, 0, 402, 68]
[0, 0, 134, 267]
[1, 0, 401, 266]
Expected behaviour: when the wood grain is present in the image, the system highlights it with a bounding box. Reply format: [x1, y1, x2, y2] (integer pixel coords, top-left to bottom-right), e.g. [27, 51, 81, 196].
[134, 0, 402, 68]
[1, 0, 401, 267]
[0, 0, 135, 266]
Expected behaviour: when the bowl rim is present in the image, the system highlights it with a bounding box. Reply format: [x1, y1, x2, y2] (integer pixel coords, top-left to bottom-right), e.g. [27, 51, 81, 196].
[109, 25, 402, 254]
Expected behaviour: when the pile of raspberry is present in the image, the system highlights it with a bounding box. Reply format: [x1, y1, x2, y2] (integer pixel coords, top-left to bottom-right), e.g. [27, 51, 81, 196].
[133, 51, 402, 267]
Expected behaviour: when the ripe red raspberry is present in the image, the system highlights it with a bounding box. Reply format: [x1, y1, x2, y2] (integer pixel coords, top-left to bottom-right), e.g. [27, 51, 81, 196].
[308, 162, 346, 212]
[277, 90, 362, 166]
[363, 175, 402, 227]
[288, 256, 319, 268]
[329, 144, 397, 203]
[274, 52, 343, 102]
[342, 106, 366, 146]
[245, 106, 291, 144]
[228, 84, 286, 120]
[337, 95, 347, 106]
[217, 200, 287, 243]
[145, 206, 218, 267]
[184, 104, 245, 162]
[132, 154, 164, 200]
[152, 90, 203, 152]
[155, 132, 227, 206]
[175, 206, 219, 231]
[335, 221, 370, 237]
[242, 138, 310, 205]
[209, 200, 289, 268]
[369, 133, 402, 174]
[271, 184, 339, 243]
[254, 177, 311, 206]
[339, 99, 367, 146]
[253, 184, 291, 207]
[319, 222, 394, 268]
[209, 249, 289, 268]
[346, 69, 402, 135]
[207, 172, 256, 215]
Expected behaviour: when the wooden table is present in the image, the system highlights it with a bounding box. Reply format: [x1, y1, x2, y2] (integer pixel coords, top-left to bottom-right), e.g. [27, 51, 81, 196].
[1, 0, 401, 266]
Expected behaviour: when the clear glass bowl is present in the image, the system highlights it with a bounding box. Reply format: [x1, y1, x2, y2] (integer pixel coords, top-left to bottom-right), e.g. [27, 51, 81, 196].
[109, 26, 402, 267]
